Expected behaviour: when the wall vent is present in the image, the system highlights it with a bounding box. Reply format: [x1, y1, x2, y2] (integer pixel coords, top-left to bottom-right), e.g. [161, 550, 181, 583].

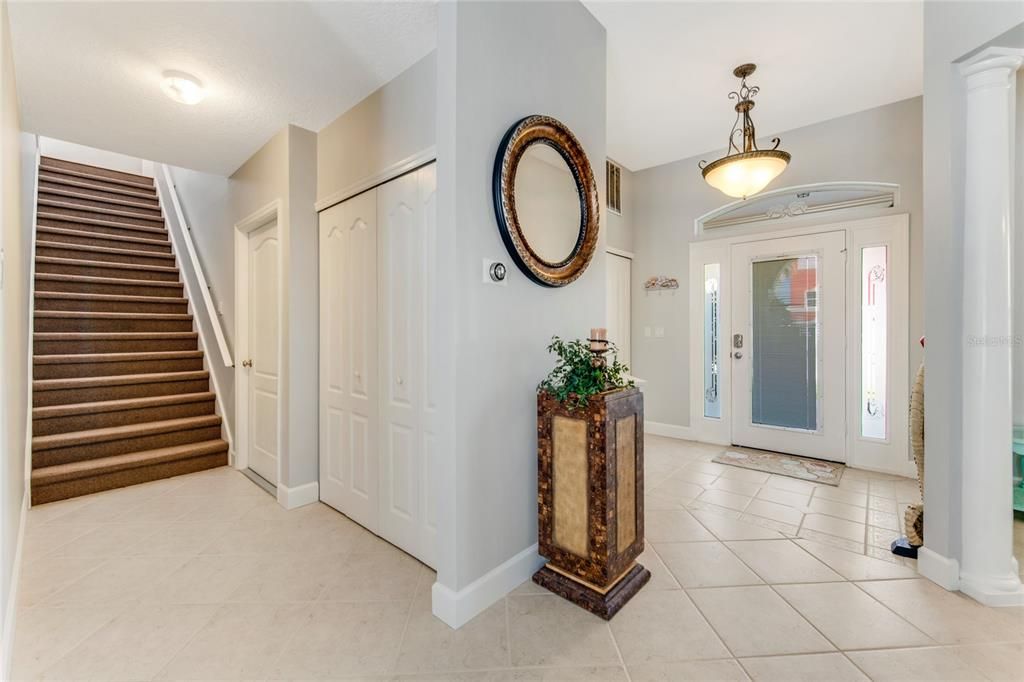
[606, 160, 622, 215]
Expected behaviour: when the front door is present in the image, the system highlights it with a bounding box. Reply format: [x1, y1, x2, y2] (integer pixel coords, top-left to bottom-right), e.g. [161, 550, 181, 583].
[246, 220, 280, 484]
[730, 231, 846, 461]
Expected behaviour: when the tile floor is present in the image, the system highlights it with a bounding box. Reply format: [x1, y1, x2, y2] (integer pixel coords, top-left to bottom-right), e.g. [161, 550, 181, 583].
[11, 435, 1024, 681]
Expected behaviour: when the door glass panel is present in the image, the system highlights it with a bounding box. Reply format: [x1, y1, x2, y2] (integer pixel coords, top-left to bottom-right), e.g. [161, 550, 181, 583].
[861, 245, 888, 439]
[703, 263, 721, 418]
[751, 255, 819, 430]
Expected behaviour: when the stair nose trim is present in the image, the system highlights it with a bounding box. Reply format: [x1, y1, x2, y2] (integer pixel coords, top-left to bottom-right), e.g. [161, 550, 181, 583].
[33, 350, 204, 365]
[33, 370, 210, 391]
[33, 391, 216, 419]
[32, 414, 223, 451]
[35, 311, 192, 320]
[35, 332, 198, 340]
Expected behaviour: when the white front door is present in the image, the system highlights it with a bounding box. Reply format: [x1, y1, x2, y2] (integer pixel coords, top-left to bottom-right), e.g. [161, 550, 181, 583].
[606, 252, 632, 366]
[377, 164, 438, 567]
[246, 220, 281, 484]
[730, 231, 847, 461]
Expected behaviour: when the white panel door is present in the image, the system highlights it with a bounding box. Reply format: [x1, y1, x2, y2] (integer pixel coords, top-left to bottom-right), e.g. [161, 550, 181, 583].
[247, 221, 280, 485]
[318, 190, 379, 532]
[377, 164, 437, 567]
[606, 252, 632, 366]
[730, 231, 846, 461]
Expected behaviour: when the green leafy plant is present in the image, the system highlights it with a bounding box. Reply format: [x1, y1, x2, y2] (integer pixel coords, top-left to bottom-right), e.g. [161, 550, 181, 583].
[538, 335, 634, 409]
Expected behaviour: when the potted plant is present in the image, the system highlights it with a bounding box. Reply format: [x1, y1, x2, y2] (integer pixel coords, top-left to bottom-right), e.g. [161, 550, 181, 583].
[537, 335, 634, 409]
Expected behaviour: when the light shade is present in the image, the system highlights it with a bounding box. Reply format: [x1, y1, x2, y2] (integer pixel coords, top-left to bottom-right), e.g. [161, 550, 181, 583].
[161, 71, 205, 105]
[701, 150, 790, 199]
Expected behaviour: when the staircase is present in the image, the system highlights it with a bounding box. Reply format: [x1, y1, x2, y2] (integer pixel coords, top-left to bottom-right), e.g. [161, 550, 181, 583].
[31, 157, 228, 505]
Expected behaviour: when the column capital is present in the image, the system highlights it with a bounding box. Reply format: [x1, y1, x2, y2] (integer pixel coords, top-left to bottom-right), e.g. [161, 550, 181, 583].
[960, 47, 1023, 85]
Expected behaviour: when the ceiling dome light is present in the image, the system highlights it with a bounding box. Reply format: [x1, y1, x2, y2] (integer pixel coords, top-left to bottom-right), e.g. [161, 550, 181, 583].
[161, 71, 205, 105]
[699, 64, 790, 199]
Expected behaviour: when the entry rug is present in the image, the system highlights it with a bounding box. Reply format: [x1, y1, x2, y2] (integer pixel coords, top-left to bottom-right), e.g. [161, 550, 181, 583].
[713, 449, 845, 486]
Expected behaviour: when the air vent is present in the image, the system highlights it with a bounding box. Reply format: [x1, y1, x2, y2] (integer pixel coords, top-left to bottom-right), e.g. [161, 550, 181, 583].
[606, 160, 622, 215]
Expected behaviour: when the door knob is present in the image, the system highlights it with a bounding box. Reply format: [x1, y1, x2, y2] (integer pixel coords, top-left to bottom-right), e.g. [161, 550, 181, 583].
[732, 352, 743, 359]
[242, 359, 253, 368]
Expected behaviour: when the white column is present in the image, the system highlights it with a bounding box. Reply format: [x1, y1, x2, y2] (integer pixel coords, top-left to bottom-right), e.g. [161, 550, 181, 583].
[959, 50, 1024, 607]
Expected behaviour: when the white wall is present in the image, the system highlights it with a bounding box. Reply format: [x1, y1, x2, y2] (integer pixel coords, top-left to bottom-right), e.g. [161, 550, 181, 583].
[921, 3, 1024, 566]
[433, 0, 606, 624]
[0, 0, 29, 670]
[317, 52, 436, 204]
[631, 97, 923, 429]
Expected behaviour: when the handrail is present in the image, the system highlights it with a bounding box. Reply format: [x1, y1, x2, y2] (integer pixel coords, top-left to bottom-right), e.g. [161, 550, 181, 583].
[155, 164, 234, 367]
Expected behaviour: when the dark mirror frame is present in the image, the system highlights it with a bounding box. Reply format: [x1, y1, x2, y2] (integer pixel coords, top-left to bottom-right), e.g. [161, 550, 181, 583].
[492, 115, 600, 287]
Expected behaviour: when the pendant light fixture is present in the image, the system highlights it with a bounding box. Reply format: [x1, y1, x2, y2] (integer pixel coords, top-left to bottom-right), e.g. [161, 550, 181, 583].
[699, 64, 790, 199]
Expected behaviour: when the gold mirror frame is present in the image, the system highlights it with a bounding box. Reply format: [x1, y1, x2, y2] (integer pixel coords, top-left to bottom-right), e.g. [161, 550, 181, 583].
[492, 115, 600, 287]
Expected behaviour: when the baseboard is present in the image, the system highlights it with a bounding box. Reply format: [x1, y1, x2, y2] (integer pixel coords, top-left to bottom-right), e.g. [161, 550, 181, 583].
[431, 543, 544, 629]
[645, 420, 695, 441]
[276, 480, 319, 510]
[918, 546, 960, 591]
[2, 490, 29, 680]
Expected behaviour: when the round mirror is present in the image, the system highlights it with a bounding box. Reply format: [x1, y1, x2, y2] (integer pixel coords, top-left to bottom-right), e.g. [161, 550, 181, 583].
[513, 143, 582, 266]
[493, 115, 599, 287]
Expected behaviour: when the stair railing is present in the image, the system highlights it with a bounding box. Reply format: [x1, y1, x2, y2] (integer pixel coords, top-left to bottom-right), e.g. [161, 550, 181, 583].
[154, 164, 233, 367]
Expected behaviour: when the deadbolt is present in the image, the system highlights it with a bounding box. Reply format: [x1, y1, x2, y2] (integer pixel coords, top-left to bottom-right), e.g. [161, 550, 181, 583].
[242, 359, 253, 368]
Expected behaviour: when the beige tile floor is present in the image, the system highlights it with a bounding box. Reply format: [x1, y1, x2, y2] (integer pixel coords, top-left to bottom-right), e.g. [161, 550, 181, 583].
[11, 435, 1024, 681]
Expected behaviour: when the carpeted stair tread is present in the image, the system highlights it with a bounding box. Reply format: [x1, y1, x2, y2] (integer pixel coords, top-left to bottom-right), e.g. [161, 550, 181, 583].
[34, 292, 188, 305]
[35, 273, 183, 294]
[33, 391, 216, 420]
[36, 310, 191, 322]
[35, 331, 198, 343]
[35, 256, 179, 277]
[34, 350, 203, 366]
[33, 414, 222, 451]
[32, 439, 228, 486]
[34, 369, 209, 391]
[37, 211, 165, 235]
[36, 226, 170, 252]
[39, 186, 160, 210]
[39, 159, 154, 189]
[35, 240, 177, 264]
[39, 173, 157, 201]
[38, 198, 163, 222]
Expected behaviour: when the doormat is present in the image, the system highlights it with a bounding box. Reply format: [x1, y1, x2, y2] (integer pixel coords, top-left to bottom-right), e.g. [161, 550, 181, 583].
[712, 449, 845, 486]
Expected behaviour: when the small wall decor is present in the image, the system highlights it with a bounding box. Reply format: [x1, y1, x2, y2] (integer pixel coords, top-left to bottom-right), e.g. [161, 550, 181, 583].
[644, 275, 679, 291]
[534, 330, 649, 619]
[492, 115, 600, 287]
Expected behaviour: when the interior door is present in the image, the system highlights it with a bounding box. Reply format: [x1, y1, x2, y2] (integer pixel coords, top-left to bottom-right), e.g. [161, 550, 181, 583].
[606, 252, 632, 366]
[730, 231, 846, 461]
[246, 221, 280, 484]
[377, 164, 438, 566]
[318, 190, 379, 532]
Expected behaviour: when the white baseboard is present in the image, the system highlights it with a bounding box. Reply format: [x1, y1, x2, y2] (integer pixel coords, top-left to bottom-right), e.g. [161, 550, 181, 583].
[277, 480, 319, 510]
[918, 546, 960, 591]
[645, 420, 695, 441]
[431, 543, 544, 629]
[2, 490, 29, 681]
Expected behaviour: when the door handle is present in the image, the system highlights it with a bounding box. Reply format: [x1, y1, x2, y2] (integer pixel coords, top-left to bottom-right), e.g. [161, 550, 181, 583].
[732, 352, 743, 359]
[242, 359, 253, 368]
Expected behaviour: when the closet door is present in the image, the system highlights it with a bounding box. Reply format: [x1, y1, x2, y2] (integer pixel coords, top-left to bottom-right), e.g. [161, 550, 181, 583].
[318, 190, 379, 532]
[378, 164, 438, 566]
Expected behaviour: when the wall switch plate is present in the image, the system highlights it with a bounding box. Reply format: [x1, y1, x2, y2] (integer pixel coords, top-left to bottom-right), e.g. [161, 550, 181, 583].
[644, 326, 651, 337]
[654, 326, 665, 338]
[482, 258, 508, 286]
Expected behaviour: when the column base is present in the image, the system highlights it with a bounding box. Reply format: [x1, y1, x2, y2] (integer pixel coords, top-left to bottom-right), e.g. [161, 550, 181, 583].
[960, 571, 1024, 607]
[533, 562, 650, 620]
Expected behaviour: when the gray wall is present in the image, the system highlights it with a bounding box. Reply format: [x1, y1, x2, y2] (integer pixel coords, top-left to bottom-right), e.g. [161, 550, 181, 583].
[632, 97, 923, 428]
[435, 0, 606, 592]
[921, 3, 1024, 563]
[317, 52, 436, 204]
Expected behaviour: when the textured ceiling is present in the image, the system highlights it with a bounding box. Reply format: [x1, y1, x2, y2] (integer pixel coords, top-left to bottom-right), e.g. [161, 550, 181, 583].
[8, 1, 437, 175]
[585, 1, 924, 171]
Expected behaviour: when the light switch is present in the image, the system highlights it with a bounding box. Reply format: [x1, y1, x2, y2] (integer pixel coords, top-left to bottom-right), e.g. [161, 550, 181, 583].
[644, 326, 651, 338]
[654, 327, 665, 338]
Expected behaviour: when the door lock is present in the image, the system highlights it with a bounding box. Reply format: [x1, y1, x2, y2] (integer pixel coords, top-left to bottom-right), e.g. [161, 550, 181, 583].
[733, 351, 743, 359]
[242, 359, 253, 368]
